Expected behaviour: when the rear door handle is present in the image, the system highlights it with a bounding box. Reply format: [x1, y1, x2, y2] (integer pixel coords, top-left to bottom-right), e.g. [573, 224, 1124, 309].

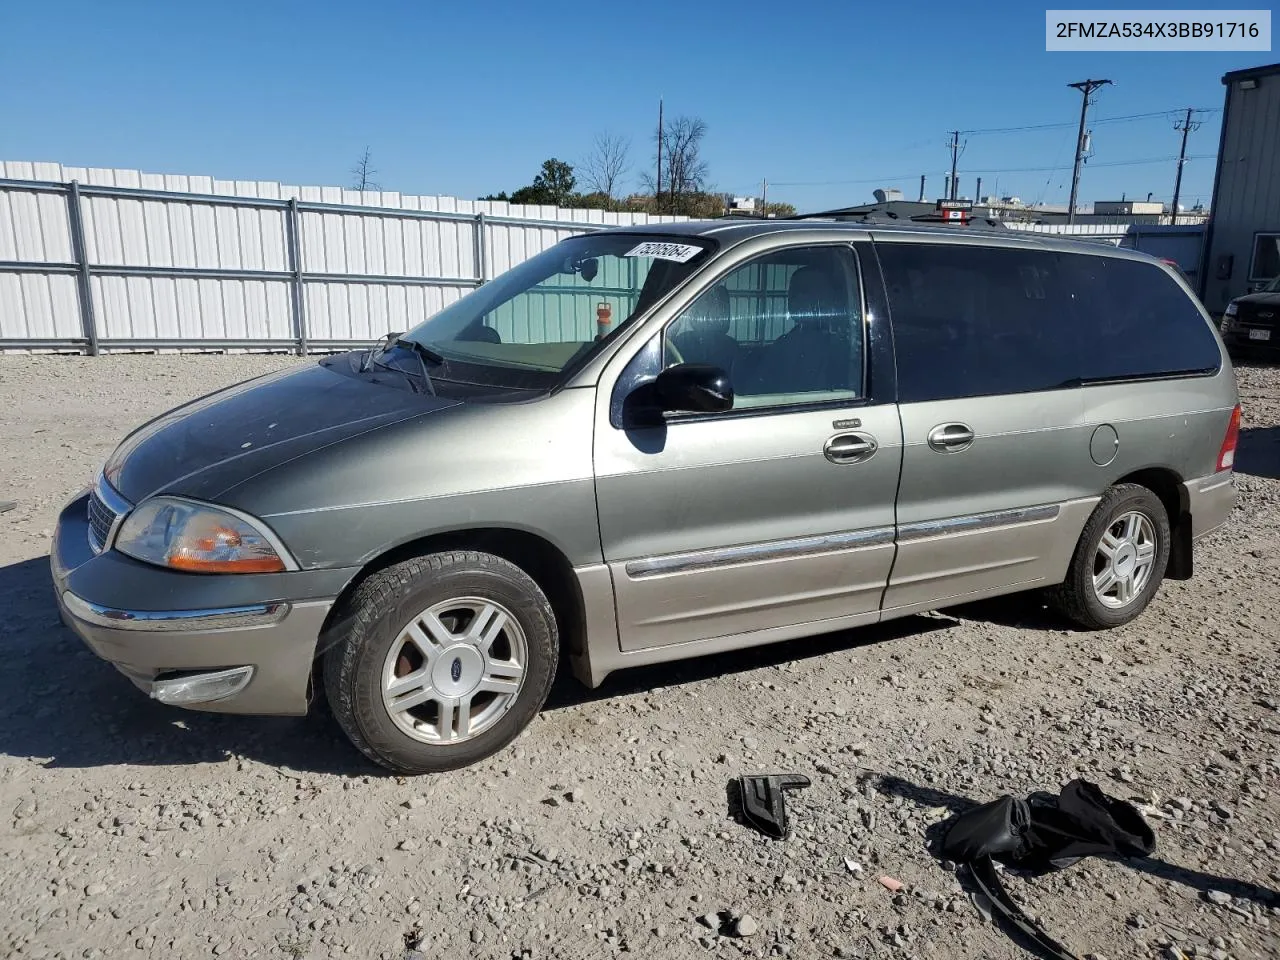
[824, 432, 878, 464]
[927, 422, 975, 453]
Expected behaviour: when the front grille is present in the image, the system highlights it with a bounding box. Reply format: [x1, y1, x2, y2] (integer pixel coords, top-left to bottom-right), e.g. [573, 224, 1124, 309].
[1236, 304, 1279, 329]
[87, 489, 118, 553]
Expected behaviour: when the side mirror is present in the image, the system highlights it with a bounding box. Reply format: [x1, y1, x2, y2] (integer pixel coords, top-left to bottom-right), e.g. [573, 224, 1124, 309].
[652, 363, 734, 414]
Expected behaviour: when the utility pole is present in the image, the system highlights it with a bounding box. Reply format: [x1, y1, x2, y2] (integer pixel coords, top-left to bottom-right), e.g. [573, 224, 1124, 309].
[918, 174, 926, 202]
[947, 130, 961, 201]
[1170, 107, 1202, 225]
[761, 178, 768, 214]
[1067, 78, 1111, 224]
[975, 176, 983, 203]
[655, 97, 664, 213]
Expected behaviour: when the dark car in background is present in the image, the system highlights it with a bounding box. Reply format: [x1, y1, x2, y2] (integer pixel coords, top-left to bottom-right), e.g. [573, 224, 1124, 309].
[1221, 274, 1280, 356]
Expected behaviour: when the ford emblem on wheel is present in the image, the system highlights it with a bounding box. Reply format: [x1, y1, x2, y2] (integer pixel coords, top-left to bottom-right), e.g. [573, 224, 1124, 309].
[450, 657, 462, 683]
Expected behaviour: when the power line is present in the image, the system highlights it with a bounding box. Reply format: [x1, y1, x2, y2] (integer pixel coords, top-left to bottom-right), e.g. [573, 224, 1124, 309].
[1036, 130, 1078, 206]
[769, 153, 1216, 187]
[959, 108, 1221, 136]
[971, 154, 1214, 173]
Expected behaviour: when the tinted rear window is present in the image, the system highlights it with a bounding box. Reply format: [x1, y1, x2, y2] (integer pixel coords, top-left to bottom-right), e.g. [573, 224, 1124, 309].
[879, 243, 1221, 403]
[877, 243, 1078, 403]
[1063, 253, 1222, 382]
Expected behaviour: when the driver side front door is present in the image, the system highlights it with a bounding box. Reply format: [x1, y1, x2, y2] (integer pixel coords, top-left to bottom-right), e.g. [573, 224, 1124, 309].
[592, 242, 902, 654]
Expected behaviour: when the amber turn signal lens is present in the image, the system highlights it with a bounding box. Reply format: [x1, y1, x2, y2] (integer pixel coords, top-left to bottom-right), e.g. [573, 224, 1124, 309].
[114, 498, 290, 574]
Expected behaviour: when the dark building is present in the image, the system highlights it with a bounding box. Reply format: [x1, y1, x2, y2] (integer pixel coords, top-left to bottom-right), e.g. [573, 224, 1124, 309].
[1201, 61, 1280, 314]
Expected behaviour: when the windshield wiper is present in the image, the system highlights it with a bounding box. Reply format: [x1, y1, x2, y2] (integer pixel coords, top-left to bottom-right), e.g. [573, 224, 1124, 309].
[395, 337, 446, 365]
[392, 337, 443, 395]
[361, 332, 442, 395]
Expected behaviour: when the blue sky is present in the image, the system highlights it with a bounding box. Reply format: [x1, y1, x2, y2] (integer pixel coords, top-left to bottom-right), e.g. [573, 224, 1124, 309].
[0, 0, 1271, 211]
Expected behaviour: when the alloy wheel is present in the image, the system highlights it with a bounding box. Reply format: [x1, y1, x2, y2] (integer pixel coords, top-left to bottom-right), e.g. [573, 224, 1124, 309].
[380, 597, 527, 744]
[1092, 511, 1158, 610]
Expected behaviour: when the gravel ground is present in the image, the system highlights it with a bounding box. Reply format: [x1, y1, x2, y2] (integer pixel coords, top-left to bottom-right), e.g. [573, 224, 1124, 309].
[0, 353, 1277, 960]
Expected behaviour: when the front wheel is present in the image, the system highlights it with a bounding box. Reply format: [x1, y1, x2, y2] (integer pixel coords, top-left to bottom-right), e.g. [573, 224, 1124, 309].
[1050, 483, 1171, 630]
[322, 551, 558, 774]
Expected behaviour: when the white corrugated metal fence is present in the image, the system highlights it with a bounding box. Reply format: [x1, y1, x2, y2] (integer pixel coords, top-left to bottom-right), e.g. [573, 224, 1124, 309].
[0, 162, 687, 353]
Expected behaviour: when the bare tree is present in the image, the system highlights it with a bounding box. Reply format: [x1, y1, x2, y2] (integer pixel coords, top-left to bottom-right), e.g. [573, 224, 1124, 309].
[641, 116, 709, 212]
[350, 146, 380, 192]
[581, 132, 631, 198]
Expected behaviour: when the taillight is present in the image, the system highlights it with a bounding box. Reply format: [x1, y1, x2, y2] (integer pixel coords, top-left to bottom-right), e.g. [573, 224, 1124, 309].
[1217, 404, 1241, 472]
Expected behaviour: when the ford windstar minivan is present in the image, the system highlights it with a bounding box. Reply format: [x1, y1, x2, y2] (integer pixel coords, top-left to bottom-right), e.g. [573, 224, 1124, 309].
[52, 217, 1240, 774]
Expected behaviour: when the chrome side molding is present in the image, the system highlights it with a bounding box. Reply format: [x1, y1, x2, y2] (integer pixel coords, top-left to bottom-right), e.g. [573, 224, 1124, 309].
[897, 504, 1061, 542]
[625, 527, 896, 579]
[624, 503, 1065, 579]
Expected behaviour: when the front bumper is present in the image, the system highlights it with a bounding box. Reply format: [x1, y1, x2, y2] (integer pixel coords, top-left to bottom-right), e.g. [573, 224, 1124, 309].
[52, 492, 356, 715]
[1221, 321, 1280, 354]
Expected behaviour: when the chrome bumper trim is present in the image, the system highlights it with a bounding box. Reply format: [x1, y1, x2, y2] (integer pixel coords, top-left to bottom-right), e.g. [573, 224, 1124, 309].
[61, 592, 290, 632]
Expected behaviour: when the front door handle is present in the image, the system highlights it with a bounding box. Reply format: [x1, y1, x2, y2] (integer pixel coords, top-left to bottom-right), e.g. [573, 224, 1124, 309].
[927, 422, 975, 453]
[824, 432, 878, 464]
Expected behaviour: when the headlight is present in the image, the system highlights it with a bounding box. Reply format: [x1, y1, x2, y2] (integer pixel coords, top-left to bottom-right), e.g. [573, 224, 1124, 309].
[1225, 302, 1238, 317]
[115, 498, 291, 573]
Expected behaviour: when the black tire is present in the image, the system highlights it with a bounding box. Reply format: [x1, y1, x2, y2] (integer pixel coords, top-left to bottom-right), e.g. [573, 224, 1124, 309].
[321, 551, 558, 775]
[1050, 483, 1171, 630]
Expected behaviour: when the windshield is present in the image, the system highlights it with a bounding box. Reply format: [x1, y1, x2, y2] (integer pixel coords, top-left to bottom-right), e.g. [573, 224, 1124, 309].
[399, 233, 715, 390]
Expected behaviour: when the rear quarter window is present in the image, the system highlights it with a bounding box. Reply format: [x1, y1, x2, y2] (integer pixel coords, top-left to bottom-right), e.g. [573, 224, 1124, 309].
[1065, 254, 1222, 382]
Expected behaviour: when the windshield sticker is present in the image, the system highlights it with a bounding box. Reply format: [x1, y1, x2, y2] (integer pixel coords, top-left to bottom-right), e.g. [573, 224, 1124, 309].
[625, 241, 703, 263]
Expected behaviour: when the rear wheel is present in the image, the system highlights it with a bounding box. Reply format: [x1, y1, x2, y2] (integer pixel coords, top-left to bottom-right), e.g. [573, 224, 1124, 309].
[1050, 483, 1171, 630]
[322, 551, 558, 774]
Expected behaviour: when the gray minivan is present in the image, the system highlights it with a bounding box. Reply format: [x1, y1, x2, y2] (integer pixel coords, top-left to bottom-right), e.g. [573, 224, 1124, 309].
[51, 218, 1240, 774]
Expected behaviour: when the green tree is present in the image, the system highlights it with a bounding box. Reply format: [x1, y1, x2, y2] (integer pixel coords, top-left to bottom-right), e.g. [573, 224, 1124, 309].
[483, 158, 578, 207]
[530, 158, 576, 206]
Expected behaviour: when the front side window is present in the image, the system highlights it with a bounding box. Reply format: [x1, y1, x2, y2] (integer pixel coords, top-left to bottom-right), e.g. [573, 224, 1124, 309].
[1250, 233, 1280, 282]
[662, 245, 865, 409]
[879, 242, 1078, 403]
[400, 233, 714, 389]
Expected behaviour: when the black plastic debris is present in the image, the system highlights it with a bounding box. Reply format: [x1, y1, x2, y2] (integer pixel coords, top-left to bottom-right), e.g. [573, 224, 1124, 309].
[735, 773, 810, 839]
[939, 779, 1156, 960]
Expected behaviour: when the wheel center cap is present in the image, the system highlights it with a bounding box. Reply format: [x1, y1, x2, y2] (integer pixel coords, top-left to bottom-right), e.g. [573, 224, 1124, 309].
[432, 644, 484, 698]
[1114, 543, 1137, 577]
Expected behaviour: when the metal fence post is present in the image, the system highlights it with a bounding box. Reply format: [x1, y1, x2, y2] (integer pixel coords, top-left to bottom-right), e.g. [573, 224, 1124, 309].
[475, 212, 488, 284]
[66, 180, 99, 356]
[286, 198, 309, 355]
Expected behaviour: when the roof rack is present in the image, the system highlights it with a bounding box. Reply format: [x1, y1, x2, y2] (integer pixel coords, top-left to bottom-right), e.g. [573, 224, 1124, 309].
[783, 208, 1008, 229]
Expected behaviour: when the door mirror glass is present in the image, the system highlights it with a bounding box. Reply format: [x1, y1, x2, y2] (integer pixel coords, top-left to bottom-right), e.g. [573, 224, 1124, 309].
[653, 363, 734, 413]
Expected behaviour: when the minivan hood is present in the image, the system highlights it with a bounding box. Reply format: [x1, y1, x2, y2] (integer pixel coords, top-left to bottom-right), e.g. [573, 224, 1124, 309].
[106, 360, 460, 504]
